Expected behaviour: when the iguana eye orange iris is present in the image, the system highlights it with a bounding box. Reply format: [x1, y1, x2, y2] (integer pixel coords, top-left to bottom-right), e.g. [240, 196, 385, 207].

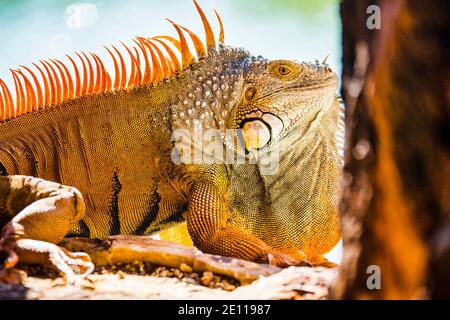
[267, 62, 300, 80]
[273, 64, 293, 78]
[277, 66, 291, 75]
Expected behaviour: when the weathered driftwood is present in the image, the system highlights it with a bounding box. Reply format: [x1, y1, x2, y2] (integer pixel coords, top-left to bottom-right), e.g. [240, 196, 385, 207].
[60, 235, 280, 284]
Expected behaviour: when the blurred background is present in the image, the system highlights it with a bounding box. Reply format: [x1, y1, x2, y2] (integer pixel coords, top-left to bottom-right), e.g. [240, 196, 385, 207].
[0, 0, 341, 82]
[0, 0, 342, 263]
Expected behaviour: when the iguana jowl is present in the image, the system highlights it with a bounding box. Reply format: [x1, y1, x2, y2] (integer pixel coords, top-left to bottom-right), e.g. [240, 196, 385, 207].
[0, 1, 342, 280]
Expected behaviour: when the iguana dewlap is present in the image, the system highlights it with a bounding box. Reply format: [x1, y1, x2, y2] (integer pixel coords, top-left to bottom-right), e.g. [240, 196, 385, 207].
[0, 1, 342, 280]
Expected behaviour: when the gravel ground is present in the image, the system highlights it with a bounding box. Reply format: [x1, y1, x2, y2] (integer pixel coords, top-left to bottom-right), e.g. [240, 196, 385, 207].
[21, 261, 241, 291]
[1, 237, 337, 300]
[1, 264, 336, 300]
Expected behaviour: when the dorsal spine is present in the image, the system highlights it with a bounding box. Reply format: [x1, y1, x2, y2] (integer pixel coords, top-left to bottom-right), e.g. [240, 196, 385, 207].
[0, 0, 224, 123]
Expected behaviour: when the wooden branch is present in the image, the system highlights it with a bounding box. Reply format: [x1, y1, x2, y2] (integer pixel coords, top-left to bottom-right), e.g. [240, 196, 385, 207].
[60, 235, 280, 284]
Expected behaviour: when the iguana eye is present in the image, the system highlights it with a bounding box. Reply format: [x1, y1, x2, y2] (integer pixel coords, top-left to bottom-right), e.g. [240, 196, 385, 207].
[277, 66, 291, 75]
[269, 61, 298, 80]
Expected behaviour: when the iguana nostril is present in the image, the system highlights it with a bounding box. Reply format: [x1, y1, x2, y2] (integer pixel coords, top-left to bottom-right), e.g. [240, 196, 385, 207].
[245, 86, 256, 101]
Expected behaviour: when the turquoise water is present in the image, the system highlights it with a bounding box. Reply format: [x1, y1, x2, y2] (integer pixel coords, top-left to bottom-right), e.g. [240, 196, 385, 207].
[0, 0, 342, 263]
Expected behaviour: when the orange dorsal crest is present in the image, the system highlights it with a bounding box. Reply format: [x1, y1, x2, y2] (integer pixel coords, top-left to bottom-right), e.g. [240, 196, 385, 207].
[0, 0, 225, 122]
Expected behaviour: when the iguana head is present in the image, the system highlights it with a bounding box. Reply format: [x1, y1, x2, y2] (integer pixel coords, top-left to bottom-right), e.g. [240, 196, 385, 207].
[232, 57, 338, 152]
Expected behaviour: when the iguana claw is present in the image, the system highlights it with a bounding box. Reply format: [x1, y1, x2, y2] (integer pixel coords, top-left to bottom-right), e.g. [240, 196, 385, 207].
[48, 246, 95, 284]
[0, 239, 94, 284]
[266, 250, 311, 268]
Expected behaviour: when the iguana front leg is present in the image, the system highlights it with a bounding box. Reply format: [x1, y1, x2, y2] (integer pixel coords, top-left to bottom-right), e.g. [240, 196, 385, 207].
[186, 167, 306, 267]
[0, 175, 94, 282]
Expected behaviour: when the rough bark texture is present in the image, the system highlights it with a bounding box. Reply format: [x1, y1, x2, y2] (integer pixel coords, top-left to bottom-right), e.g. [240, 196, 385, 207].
[331, 0, 450, 299]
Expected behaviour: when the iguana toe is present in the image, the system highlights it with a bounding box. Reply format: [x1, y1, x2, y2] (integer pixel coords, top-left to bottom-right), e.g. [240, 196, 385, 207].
[308, 255, 338, 268]
[266, 251, 312, 268]
[54, 247, 95, 283]
[4, 239, 94, 284]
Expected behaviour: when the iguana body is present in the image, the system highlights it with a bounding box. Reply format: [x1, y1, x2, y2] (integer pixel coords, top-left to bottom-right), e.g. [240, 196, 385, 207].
[0, 1, 341, 279]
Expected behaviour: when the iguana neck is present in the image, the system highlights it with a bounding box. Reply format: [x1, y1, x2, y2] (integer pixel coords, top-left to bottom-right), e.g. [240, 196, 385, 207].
[226, 97, 342, 255]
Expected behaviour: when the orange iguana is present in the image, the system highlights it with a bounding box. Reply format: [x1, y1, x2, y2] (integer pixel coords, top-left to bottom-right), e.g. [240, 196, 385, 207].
[0, 1, 342, 281]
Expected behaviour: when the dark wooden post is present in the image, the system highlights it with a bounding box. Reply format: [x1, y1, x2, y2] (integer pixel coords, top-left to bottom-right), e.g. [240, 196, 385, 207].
[331, 0, 450, 299]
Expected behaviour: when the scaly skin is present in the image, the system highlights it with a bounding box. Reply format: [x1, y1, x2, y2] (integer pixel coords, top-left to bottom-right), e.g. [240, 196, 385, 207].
[0, 44, 341, 278]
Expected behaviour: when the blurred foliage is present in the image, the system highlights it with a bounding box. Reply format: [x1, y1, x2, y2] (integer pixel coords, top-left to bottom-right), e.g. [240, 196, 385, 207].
[231, 0, 338, 19]
[0, 0, 341, 83]
[0, 0, 338, 17]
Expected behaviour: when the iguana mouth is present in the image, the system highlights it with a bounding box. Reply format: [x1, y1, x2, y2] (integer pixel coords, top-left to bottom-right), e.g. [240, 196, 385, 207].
[287, 74, 338, 92]
[258, 74, 338, 100]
